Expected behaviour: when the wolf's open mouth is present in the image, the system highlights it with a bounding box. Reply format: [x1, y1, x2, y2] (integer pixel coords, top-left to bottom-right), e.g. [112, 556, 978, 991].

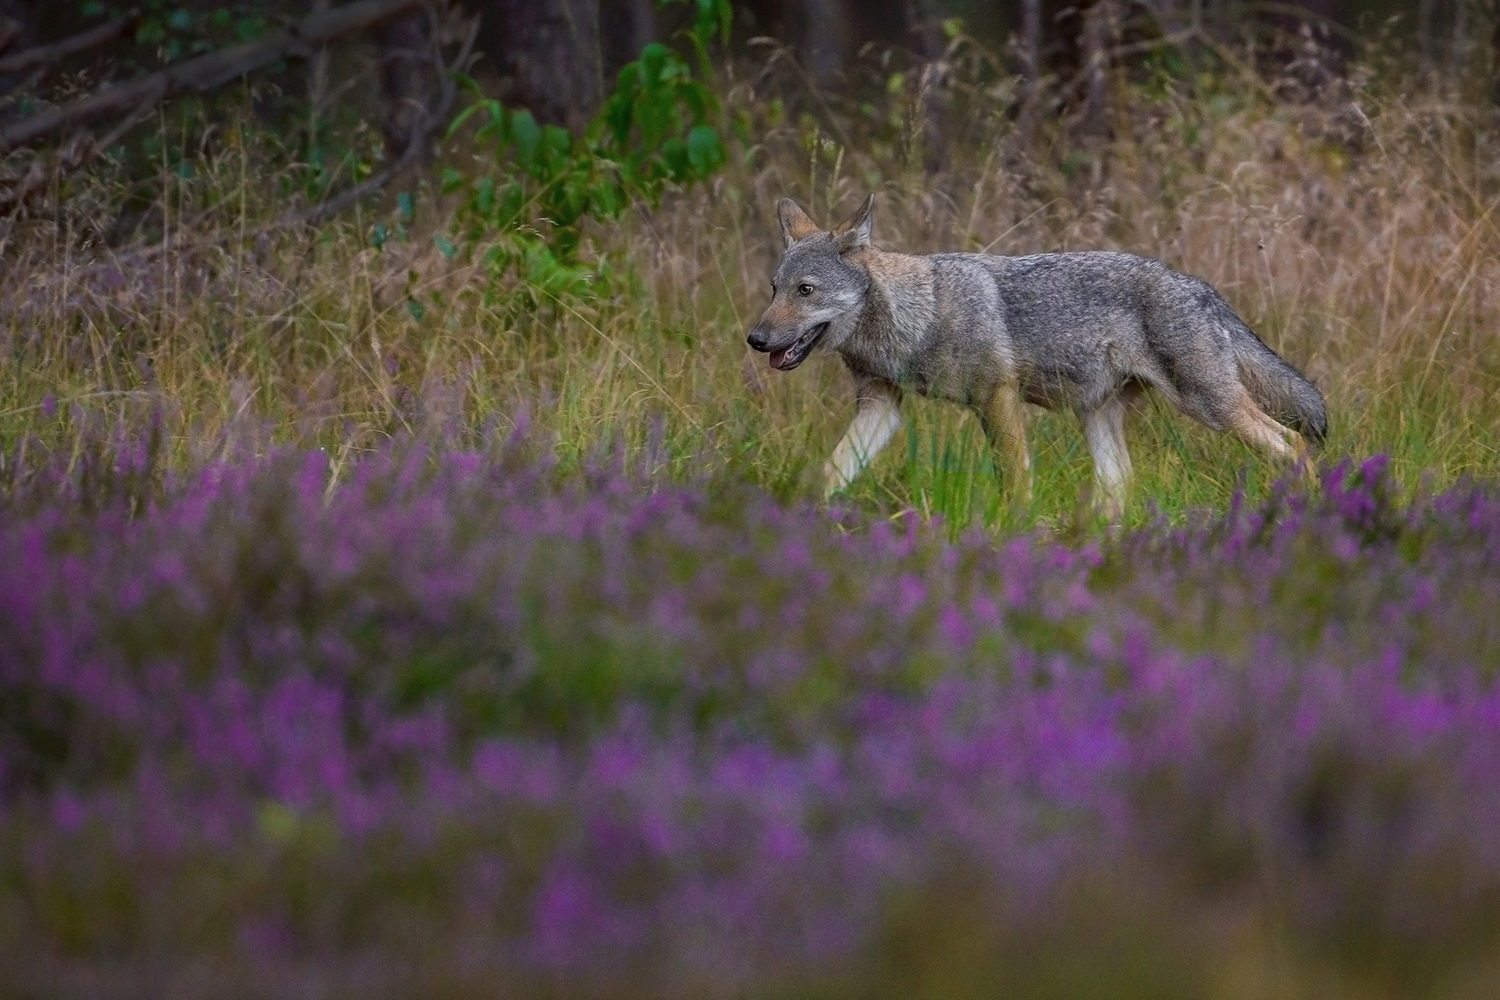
[769, 323, 828, 371]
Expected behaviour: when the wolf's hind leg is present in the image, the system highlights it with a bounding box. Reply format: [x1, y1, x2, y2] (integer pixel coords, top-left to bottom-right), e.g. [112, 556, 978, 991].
[981, 383, 1032, 503]
[1082, 394, 1133, 519]
[1227, 389, 1317, 488]
[824, 384, 903, 496]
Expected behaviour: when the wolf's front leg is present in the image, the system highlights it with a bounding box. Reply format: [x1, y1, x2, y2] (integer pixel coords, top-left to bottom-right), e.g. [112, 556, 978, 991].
[1081, 395, 1132, 520]
[824, 383, 903, 496]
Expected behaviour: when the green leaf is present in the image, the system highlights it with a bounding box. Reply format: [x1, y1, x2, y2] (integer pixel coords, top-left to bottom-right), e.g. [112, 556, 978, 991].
[406, 298, 426, 321]
[591, 177, 626, 218]
[440, 168, 466, 195]
[434, 235, 456, 260]
[667, 0, 732, 46]
[497, 181, 523, 224]
[510, 110, 541, 170]
[541, 125, 573, 161]
[474, 176, 495, 215]
[235, 16, 264, 42]
[638, 43, 668, 85]
[680, 82, 709, 122]
[482, 243, 513, 271]
[167, 8, 192, 31]
[686, 125, 723, 177]
[81, 1, 106, 18]
[447, 98, 495, 139]
[716, 0, 733, 44]
[602, 89, 635, 147]
[660, 136, 689, 181]
[372, 224, 389, 249]
[634, 95, 674, 150]
[397, 190, 414, 222]
[136, 19, 165, 45]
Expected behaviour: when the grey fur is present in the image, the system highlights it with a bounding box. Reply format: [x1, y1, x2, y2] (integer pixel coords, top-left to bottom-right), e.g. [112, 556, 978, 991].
[748, 196, 1327, 512]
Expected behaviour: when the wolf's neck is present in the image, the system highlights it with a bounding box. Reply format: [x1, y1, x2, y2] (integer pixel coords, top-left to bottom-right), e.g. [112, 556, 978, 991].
[860, 249, 936, 346]
[833, 248, 937, 381]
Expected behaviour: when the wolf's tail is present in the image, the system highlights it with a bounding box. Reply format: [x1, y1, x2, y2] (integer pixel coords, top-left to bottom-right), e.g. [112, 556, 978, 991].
[1219, 305, 1328, 443]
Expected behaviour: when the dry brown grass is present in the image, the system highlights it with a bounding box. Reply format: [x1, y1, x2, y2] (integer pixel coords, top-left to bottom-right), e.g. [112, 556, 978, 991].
[2, 43, 1497, 526]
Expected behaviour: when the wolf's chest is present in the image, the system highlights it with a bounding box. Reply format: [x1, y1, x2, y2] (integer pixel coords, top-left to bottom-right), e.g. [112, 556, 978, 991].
[841, 331, 1002, 408]
[905, 359, 985, 406]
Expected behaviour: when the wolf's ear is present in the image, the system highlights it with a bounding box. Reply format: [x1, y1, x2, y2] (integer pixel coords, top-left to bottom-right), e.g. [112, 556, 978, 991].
[834, 194, 874, 253]
[777, 198, 819, 248]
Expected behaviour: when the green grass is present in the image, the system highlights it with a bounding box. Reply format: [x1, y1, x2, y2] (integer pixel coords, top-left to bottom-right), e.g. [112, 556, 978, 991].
[3, 54, 1499, 533]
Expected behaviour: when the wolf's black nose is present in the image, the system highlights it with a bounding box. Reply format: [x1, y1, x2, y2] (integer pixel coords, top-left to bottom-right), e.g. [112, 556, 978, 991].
[747, 329, 768, 351]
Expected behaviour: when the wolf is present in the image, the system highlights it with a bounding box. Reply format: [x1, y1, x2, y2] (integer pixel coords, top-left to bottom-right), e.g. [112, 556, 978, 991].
[746, 195, 1327, 514]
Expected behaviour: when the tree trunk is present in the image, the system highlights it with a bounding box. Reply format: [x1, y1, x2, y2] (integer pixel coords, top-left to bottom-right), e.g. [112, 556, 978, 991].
[488, 0, 601, 133]
[1451, 0, 1469, 74]
[600, 0, 654, 82]
[1082, 0, 1112, 137]
[1019, 0, 1042, 129]
[1492, 0, 1500, 103]
[802, 0, 849, 86]
[1418, 0, 1434, 71]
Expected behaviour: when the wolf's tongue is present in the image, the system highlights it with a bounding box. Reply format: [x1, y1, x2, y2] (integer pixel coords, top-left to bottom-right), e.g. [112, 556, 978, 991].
[769, 347, 790, 369]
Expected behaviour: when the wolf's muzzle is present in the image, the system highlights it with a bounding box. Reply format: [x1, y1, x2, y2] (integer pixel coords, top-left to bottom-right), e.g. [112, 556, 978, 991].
[769, 323, 828, 370]
[747, 322, 827, 372]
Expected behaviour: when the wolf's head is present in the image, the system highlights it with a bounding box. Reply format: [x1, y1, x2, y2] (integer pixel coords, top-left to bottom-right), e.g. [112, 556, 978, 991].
[746, 195, 874, 370]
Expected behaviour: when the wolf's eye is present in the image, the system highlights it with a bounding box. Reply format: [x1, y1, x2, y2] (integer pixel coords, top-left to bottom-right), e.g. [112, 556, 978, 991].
[798, 283, 814, 296]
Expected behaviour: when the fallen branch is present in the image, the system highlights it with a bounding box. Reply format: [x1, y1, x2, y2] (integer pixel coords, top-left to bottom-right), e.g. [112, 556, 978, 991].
[0, 0, 428, 155]
[0, 16, 133, 78]
[0, 78, 169, 213]
[0, 17, 24, 58]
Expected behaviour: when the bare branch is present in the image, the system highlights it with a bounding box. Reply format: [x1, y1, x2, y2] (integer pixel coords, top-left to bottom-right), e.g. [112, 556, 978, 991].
[0, 17, 24, 58]
[0, 16, 131, 77]
[0, 0, 430, 155]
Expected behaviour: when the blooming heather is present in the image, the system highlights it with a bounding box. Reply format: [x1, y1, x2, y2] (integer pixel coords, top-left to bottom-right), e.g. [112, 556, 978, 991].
[2, 440, 1500, 996]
